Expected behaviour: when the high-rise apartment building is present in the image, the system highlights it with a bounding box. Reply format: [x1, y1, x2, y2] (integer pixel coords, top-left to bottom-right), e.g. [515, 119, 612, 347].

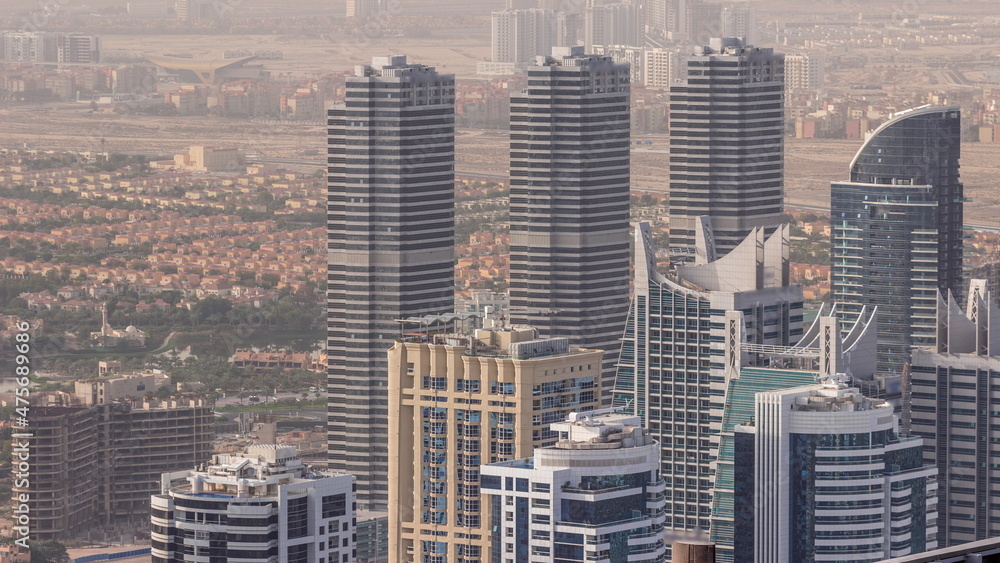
[614, 222, 803, 551]
[584, 2, 642, 51]
[910, 279, 1000, 547]
[174, 0, 217, 21]
[56, 33, 100, 63]
[738, 379, 938, 562]
[490, 9, 557, 64]
[126, 0, 174, 18]
[709, 306, 879, 562]
[831, 105, 964, 376]
[719, 3, 756, 44]
[1, 31, 58, 63]
[481, 411, 668, 562]
[643, 47, 678, 89]
[151, 445, 356, 563]
[783, 54, 824, 93]
[327, 55, 456, 510]
[387, 320, 603, 563]
[645, 0, 669, 38]
[508, 46, 631, 405]
[668, 38, 785, 257]
[347, 0, 381, 18]
[666, 0, 690, 40]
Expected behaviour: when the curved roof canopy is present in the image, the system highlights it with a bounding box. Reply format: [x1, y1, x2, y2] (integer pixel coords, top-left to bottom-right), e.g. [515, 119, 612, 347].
[145, 55, 257, 84]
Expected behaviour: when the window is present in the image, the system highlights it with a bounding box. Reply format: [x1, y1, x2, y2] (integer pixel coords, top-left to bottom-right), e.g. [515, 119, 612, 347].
[286, 497, 309, 539]
[287, 543, 309, 563]
[323, 494, 346, 518]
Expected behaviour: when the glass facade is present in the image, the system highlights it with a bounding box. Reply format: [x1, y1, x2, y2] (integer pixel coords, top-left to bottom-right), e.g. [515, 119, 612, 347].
[785, 427, 933, 561]
[615, 223, 802, 555]
[831, 106, 963, 376]
[710, 367, 818, 559]
[732, 430, 755, 563]
[910, 360, 1000, 547]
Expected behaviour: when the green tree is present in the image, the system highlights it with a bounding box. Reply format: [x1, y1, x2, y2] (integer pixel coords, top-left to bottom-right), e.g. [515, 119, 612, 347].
[29, 540, 69, 563]
[194, 296, 233, 324]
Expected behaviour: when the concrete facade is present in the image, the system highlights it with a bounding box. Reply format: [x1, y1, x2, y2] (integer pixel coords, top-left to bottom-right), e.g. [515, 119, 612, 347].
[481, 411, 667, 563]
[151, 445, 356, 563]
[910, 280, 1000, 547]
[387, 323, 603, 563]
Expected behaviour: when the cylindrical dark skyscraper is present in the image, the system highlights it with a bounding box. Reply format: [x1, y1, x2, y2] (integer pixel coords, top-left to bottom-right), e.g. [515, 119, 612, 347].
[831, 105, 964, 376]
[508, 46, 632, 404]
[328, 56, 455, 510]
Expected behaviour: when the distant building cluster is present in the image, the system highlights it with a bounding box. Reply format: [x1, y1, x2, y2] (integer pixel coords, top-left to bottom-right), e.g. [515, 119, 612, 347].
[0, 31, 100, 64]
[173, 0, 223, 22]
[231, 349, 327, 373]
[481, 0, 758, 89]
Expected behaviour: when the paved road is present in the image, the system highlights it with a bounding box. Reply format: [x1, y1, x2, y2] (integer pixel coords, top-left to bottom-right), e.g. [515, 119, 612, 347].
[214, 391, 311, 407]
[32, 330, 178, 359]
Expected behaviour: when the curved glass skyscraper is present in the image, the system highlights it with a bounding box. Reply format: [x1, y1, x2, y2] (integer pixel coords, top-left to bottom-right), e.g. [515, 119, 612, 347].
[831, 105, 964, 377]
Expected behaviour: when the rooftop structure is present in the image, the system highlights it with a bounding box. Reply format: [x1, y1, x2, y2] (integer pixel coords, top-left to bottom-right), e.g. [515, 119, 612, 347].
[879, 537, 1000, 563]
[152, 445, 356, 563]
[481, 410, 667, 562]
[144, 54, 263, 84]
